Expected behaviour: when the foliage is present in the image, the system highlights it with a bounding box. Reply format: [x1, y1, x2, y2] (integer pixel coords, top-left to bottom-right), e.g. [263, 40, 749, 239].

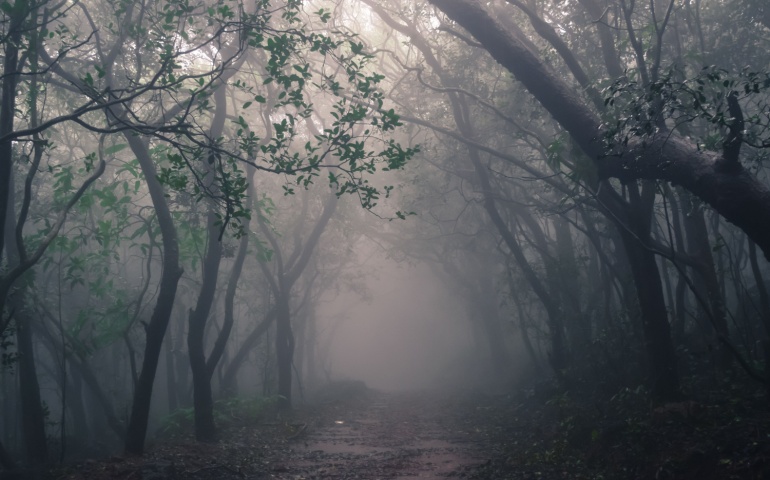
[131, 0, 420, 232]
[602, 65, 770, 167]
[157, 395, 280, 439]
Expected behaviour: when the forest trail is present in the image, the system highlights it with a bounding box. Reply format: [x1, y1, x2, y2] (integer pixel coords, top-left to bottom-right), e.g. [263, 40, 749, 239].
[269, 390, 486, 479]
[50, 388, 497, 480]
[46, 383, 770, 480]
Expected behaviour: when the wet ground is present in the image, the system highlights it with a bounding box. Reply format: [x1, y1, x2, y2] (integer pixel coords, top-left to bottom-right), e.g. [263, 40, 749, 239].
[50, 388, 492, 480]
[45, 381, 770, 479]
[270, 391, 485, 478]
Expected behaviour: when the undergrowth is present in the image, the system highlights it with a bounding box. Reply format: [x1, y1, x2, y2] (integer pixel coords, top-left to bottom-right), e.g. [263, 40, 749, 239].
[157, 395, 280, 439]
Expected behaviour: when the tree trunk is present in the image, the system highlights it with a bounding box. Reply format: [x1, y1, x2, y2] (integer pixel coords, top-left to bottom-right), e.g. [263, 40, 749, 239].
[474, 159, 568, 371]
[614, 186, 681, 401]
[749, 240, 770, 336]
[429, 0, 770, 261]
[34, 325, 90, 447]
[220, 308, 276, 397]
[303, 303, 319, 391]
[124, 136, 183, 455]
[66, 366, 90, 446]
[206, 166, 255, 383]
[173, 308, 190, 407]
[514, 299, 543, 373]
[554, 218, 591, 354]
[679, 191, 731, 369]
[164, 331, 178, 413]
[275, 288, 294, 409]
[0, 5, 24, 281]
[4, 174, 47, 465]
[13, 306, 48, 464]
[477, 276, 511, 375]
[663, 187, 689, 343]
[257, 193, 338, 409]
[187, 208, 222, 442]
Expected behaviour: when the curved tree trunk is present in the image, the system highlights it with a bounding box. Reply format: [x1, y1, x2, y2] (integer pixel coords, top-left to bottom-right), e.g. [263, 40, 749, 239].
[364, 1, 566, 371]
[33, 310, 126, 441]
[255, 193, 338, 409]
[220, 308, 277, 397]
[206, 222, 250, 380]
[124, 136, 183, 455]
[430, 0, 685, 400]
[430, 0, 770, 261]
[206, 165, 256, 389]
[187, 207, 222, 442]
[472, 156, 568, 371]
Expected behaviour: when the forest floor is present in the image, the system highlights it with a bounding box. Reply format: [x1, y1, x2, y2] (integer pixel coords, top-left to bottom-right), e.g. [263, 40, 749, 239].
[41, 379, 770, 480]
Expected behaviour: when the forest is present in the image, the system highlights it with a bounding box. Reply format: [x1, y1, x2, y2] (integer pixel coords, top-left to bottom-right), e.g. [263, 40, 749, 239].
[1, 0, 770, 478]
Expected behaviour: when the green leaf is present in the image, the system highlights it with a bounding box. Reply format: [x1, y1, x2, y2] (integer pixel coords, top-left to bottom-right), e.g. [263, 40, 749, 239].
[104, 143, 127, 155]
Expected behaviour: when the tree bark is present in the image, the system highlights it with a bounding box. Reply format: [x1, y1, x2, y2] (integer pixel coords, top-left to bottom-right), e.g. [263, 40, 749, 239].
[66, 366, 90, 445]
[365, 1, 566, 371]
[256, 192, 338, 409]
[13, 304, 48, 464]
[34, 316, 126, 440]
[187, 208, 222, 442]
[206, 163, 256, 384]
[554, 217, 591, 354]
[473, 158, 568, 371]
[749, 240, 770, 336]
[274, 287, 293, 408]
[429, 0, 770, 261]
[613, 185, 681, 401]
[4, 173, 47, 465]
[164, 331, 178, 413]
[0, 3, 24, 276]
[124, 136, 183, 455]
[220, 308, 276, 397]
[679, 192, 731, 368]
[173, 308, 190, 407]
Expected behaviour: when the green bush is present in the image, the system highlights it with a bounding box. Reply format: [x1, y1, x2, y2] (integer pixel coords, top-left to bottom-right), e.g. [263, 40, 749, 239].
[157, 395, 280, 438]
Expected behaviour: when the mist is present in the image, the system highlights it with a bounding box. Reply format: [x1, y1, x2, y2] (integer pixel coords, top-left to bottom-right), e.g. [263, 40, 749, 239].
[321, 259, 475, 392]
[1, 0, 770, 477]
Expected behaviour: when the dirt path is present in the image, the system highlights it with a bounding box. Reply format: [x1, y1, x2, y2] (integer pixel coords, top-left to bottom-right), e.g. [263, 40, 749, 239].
[48, 383, 770, 480]
[49, 389, 496, 480]
[268, 391, 486, 479]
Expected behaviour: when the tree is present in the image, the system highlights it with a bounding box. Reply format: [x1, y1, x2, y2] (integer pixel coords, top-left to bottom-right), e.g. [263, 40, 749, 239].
[429, 0, 770, 262]
[255, 189, 339, 408]
[0, 0, 415, 458]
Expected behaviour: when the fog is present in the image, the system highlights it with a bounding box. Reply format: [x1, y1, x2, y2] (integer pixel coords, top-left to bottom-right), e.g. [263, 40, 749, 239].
[2, 0, 770, 471]
[321, 259, 475, 392]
